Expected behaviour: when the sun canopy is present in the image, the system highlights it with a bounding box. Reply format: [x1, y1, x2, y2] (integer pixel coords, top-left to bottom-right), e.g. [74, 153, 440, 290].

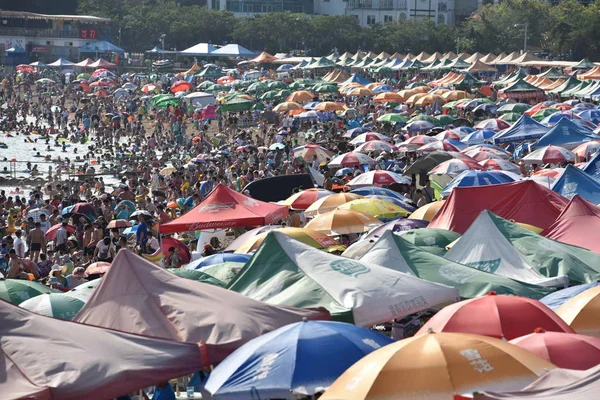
[552, 164, 600, 204]
[0, 298, 203, 400]
[211, 44, 256, 57]
[533, 118, 598, 149]
[73, 250, 328, 365]
[542, 195, 600, 253]
[47, 57, 74, 67]
[227, 232, 459, 325]
[581, 151, 600, 180]
[79, 40, 125, 54]
[249, 51, 276, 63]
[360, 230, 551, 299]
[444, 211, 568, 287]
[429, 180, 569, 233]
[493, 115, 550, 144]
[341, 73, 371, 85]
[88, 58, 117, 68]
[181, 42, 217, 56]
[159, 184, 288, 233]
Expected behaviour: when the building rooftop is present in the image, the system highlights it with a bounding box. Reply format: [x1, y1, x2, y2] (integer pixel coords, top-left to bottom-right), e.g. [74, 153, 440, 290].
[0, 10, 110, 23]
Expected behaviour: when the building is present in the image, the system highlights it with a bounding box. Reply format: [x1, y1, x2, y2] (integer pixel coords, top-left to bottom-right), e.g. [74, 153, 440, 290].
[0, 11, 111, 61]
[208, 0, 457, 26]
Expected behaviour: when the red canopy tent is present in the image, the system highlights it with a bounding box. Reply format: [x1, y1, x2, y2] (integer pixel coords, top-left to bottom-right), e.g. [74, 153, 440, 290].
[250, 51, 276, 63]
[74, 58, 94, 68]
[88, 58, 117, 69]
[0, 298, 203, 400]
[159, 183, 289, 234]
[74, 250, 329, 364]
[429, 180, 568, 233]
[542, 195, 600, 253]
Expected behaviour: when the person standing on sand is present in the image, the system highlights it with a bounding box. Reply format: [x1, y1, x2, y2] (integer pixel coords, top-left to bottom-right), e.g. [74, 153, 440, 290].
[27, 222, 45, 263]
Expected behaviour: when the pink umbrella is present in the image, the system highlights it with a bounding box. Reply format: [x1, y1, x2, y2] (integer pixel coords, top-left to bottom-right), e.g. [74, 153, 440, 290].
[434, 129, 462, 141]
[398, 135, 438, 150]
[466, 150, 504, 162]
[464, 147, 510, 160]
[523, 145, 576, 164]
[45, 224, 76, 240]
[417, 140, 459, 152]
[479, 158, 521, 173]
[355, 140, 398, 153]
[573, 140, 600, 159]
[349, 132, 390, 145]
[328, 151, 377, 167]
[89, 81, 109, 88]
[428, 158, 484, 175]
[86, 261, 111, 275]
[474, 118, 511, 131]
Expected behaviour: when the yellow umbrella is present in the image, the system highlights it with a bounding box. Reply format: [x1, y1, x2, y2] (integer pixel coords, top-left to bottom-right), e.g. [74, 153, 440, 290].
[556, 286, 600, 338]
[373, 91, 404, 103]
[315, 101, 345, 112]
[410, 200, 446, 221]
[406, 92, 427, 105]
[398, 89, 417, 99]
[346, 87, 376, 97]
[304, 193, 364, 217]
[305, 209, 382, 235]
[287, 90, 314, 102]
[412, 85, 432, 93]
[235, 227, 338, 253]
[321, 332, 555, 400]
[415, 94, 447, 107]
[272, 101, 303, 112]
[159, 166, 176, 176]
[337, 198, 410, 220]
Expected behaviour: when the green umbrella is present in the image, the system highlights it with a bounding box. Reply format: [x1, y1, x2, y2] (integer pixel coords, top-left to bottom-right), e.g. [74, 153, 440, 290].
[532, 108, 558, 121]
[442, 99, 469, 109]
[435, 115, 455, 126]
[496, 103, 529, 114]
[219, 97, 254, 112]
[155, 96, 181, 109]
[377, 113, 408, 123]
[167, 268, 226, 287]
[197, 81, 214, 91]
[203, 262, 246, 287]
[36, 78, 55, 84]
[150, 93, 172, 106]
[408, 114, 439, 125]
[260, 90, 280, 100]
[406, 81, 429, 89]
[266, 80, 288, 89]
[247, 82, 268, 93]
[252, 102, 266, 111]
[0, 277, 54, 305]
[499, 112, 523, 122]
[77, 73, 91, 80]
[398, 228, 461, 256]
[313, 84, 339, 93]
[207, 84, 227, 93]
[19, 292, 85, 320]
[275, 89, 291, 99]
[67, 279, 102, 301]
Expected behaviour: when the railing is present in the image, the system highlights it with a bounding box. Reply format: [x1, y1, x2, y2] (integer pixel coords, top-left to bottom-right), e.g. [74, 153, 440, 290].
[347, 0, 407, 9]
[0, 27, 82, 39]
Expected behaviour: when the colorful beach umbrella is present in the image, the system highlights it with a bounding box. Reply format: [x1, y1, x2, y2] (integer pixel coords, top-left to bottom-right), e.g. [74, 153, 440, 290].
[0, 278, 54, 305]
[304, 193, 364, 217]
[304, 209, 382, 235]
[442, 170, 517, 197]
[321, 332, 555, 400]
[522, 145, 575, 164]
[272, 101, 303, 112]
[398, 135, 438, 150]
[428, 158, 484, 175]
[556, 285, 600, 338]
[45, 223, 76, 240]
[354, 140, 398, 153]
[417, 140, 460, 152]
[417, 293, 574, 340]
[349, 132, 390, 145]
[281, 188, 335, 210]
[19, 292, 85, 320]
[462, 129, 498, 145]
[479, 158, 521, 173]
[291, 144, 334, 162]
[346, 170, 411, 189]
[409, 200, 446, 221]
[573, 140, 600, 159]
[474, 118, 511, 132]
[377, 113, 408, 123]
[337, 198, 410, 220]
[235, 227, 338, 254]
[328, 151, 376, 167]
[361, 219, 430, 241]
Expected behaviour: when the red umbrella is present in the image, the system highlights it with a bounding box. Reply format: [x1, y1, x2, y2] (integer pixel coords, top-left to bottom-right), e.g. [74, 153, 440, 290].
[16, 64, 34, 73]
[106, 219, 131, 229]
[161, 237, 191, 264]
[45, 224, 76, 240]
[510, 329, 600, 370]
[170, 80, 193, 93]
[71, 202, 96, 215]
[416, 292, 574, 340]
[474, 118, 511, 131]
[90, 81, 109, 88]
[86, 261, 111, 275]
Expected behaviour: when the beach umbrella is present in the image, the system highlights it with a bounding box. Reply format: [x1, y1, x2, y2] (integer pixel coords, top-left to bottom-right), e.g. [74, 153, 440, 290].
[373, 92, 404, 103]
[161, 237, 191, 264]
[522, 145, 575, 164]
[205, 321, 393, 400]
[346, 170, 411, 189]
[159, 166, 176, 176]
[441, 170, 517, 196]
[398, 135, 438, 150]
[281, 188, 335, 210]
[429, 158, 484, 175]
[304, 193, 364, 217]
[434, 130, 462, 141]
[45, 223, 76, 240]
[106, 219, 131, 229]
[474, 118, 511, 131]
[69, 203, 96, 216]
[349, 187, 413, 203]
[540, 282, 600, 311]
[417, 293, 574, 340]
[479, 159, 521, 173]
[36, 78, 55, 84]
[328, 151, 376, 167]
[464, 146, 511, 160]
[184, 253, 252, 270]
[497, 103, 529, 114]
[473, 103, 498, 113]
[499, 112, 523, 122]
[417, 140, 460, 152]
[363, 195, 416, 212]
[361, 219, 430, 241]
[246, 81, 267, 93]
[510, 329, 600, 370]
[141, 83, 158, 93]
[315, 101, 345, 112]
[349, 132, 390, 145]
[576, 109, 600, 122]
[313, 83, 339, 93]
[531, 107, 558, 121]
[170, 80, 193, 93]
[19, 292, 85, 320]
[337, 198, 410, 220]
[287, 90, 314, 102]
[434, 114, 455, 126]
[321, 332, 555, 400]
[409, 200, 446, 221]
[354, 140, 398, 153]
[89, 80, 109, 88]
[235, 227, 338, 254]
[0, 278, 53, 305]
[129, 210, 152, 219]
[573, 140, 600, 159]
[377, 113, 408, 123]
[540, 112, 580, 126]
[266, 80, 288, 89]
[272, 101, 303, 112]
[415, 94, 446, 107]
[269, 143, 285, 150]
[556, 285, 600, 338]
[441, 90, 470, 101]
[304, 209, 382, 235]
[26, 208, 46, 222]
[461, 129, 498, 145]
[346, 87, 376, 97]
[121, 82, 137, 90]
[291, 144, 334, 162]
[86, 262, 112, 275]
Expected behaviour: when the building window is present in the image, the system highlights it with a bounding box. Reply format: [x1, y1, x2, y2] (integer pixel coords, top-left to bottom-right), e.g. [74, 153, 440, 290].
[367, 15, 376, 24]
[212, 0, 220, 9]
[398, 0, 407, 8]
[384, 15, 393, 22]
[399, 13, 407, 19]
[438, 14, 445, 24]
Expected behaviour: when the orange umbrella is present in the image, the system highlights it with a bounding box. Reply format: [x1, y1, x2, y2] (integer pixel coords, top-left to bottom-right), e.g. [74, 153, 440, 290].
[272, 101, 303, 112]
[235, 227, 338, 253]
[304, 209, 382, 235]
[321, 332, 555, 400]
[346, 87, 376, 97]
[366, 82, 386, 89]
[304, 193, 364, 217]
[409, 200, 446, 221]
[373, 92, 404, 103]
[415, 94, 446, 106]
[217, 76, 234, 84]
[170, 80, 192, 93]
[406, 92, 426, 105]
[315, 101, 345, 112]
[411, 85, 431, 93]
[556, 285, 600, 338]
[287, 90, 314, 102]
[442, 90, 470, 101]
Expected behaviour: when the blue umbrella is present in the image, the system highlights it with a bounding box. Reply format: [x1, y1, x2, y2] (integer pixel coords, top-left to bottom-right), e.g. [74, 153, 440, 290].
[122, 225, 138, 236]
[541, 112, 578, 125]
[276, 64, 293, 71]
[351, 187, 414, 205]
[453, 126, 475, 135]
[343, 127, 370, 138]
[540, 282, 600, 310]
[334, 167, 353, 177]
[445, 139, 468, 151]
[461, 129, 497, 145]
[61, 205, 74, 216]
[576, 109, 600, 123]
[406, 120, 434, 132]
[472, 103, 498, 113]
[184, 253, 251, 270]
[372, 84, 392, 92]
[441, 170, 517, 197]
[365, 195, 416, 212]
[204, 320, 393, 399]
[303, 101, 321, 110]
